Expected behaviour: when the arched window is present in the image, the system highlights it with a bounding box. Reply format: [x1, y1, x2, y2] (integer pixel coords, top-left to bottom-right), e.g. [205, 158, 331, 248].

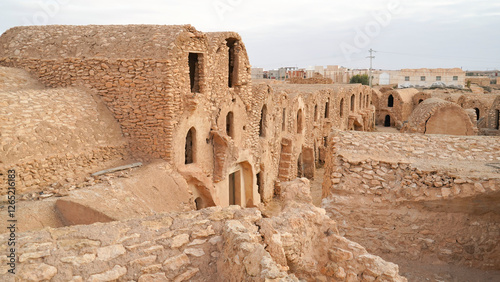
[359, 94, 363, 108]
[185, 127, 196, 164]
[339, 98, 344, 118]
[325, 98, 330, 118]
[297, 109, 303, 133]
[351, 94, 355, 112]
[226, 111, 234, 138]
[474, 108, 480, 119]
[388, 95, 394, 107]
[260, 105, 267, 137]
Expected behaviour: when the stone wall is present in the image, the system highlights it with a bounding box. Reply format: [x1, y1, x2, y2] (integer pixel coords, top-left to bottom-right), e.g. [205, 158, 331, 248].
[251, 83, 375, 201]
[323, 130, 500, 202]
[0, 179, 406, 281]
[401, 98, 478, 135]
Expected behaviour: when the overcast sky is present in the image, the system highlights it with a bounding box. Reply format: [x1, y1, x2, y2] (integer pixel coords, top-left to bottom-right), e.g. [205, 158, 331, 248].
[1, 0, 499, 71]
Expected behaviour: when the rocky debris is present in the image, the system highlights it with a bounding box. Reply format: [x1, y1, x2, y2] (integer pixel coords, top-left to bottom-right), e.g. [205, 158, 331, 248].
[0, 179, 407, 281]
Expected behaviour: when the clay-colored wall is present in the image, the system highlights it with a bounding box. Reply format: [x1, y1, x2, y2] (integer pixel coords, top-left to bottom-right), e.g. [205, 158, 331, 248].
[322, 130, 500, 270]
[426, 106, 473, 135]
[466, 76, 491, 87]
[402, 98, 477, 136]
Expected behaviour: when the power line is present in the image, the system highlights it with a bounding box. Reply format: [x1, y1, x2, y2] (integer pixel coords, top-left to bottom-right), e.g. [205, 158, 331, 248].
[367, 48, 376, 87]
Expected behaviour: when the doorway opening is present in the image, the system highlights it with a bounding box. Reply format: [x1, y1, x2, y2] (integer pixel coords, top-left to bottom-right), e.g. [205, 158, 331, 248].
[229, 171, 241, 206]
[384, 115, 391, 127]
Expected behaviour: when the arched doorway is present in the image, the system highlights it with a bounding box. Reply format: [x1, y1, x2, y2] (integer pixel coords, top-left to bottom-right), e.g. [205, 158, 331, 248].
[384, 115, 391, 127]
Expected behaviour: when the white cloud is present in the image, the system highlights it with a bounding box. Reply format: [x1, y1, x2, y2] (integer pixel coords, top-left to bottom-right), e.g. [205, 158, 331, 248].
[0, 0, 499, 70]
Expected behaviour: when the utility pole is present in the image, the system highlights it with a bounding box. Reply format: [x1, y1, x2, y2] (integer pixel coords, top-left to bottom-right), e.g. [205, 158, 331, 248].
[367, 48, 376, 88]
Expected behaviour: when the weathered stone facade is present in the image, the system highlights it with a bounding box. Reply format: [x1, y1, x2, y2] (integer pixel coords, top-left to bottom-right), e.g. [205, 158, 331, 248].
[374, 88, 419, 128]
[401, 98, 477, 135]
[322, 130, 500, 271]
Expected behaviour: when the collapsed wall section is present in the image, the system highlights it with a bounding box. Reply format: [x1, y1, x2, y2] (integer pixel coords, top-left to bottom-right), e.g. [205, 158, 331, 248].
[0, 179, 407, 281]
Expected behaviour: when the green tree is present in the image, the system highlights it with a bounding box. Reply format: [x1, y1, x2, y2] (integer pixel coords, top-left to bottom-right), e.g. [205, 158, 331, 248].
[349, 74, 369, 85]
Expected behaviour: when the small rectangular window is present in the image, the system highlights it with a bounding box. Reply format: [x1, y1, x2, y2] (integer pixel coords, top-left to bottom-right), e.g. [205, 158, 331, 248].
[453, 76, 458, 81]
[421, 76, 426, 81]
[436, 76, 441, 81]
[405, 76, 410, 81]
[189, 53, 201, 93]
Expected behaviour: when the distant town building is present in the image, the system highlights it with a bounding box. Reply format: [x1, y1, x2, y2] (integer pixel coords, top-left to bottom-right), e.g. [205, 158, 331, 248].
[251, 68, 264, 79]
[398, 68, 465, 88]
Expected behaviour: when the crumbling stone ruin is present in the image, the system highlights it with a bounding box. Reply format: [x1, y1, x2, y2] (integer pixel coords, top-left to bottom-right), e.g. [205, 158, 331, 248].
[0, 24, 499, 281]
[372, 85, 500, 136]
[0, 180, 407, 281]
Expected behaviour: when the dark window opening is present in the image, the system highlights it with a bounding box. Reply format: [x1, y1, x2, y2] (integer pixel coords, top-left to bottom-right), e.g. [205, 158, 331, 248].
[189, 53, 201, 93]
[325, 98, 330, 118]
[419, 99, 423, 104]
[226, 111, 234, 138]
[185, 127, 196, 164]
[314, 104, 318, 121]
[388, 94, 394, 107]
[384, 115, 391, 127]
[351, 94, 355, 111]
[226, 39, 238, 88]
[475, 108, 480, 119]
[282, 108, 286, 131]
[297, 109, 303, 133]
[260, 105, 267, 137]
[229, 171, 241, 206]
